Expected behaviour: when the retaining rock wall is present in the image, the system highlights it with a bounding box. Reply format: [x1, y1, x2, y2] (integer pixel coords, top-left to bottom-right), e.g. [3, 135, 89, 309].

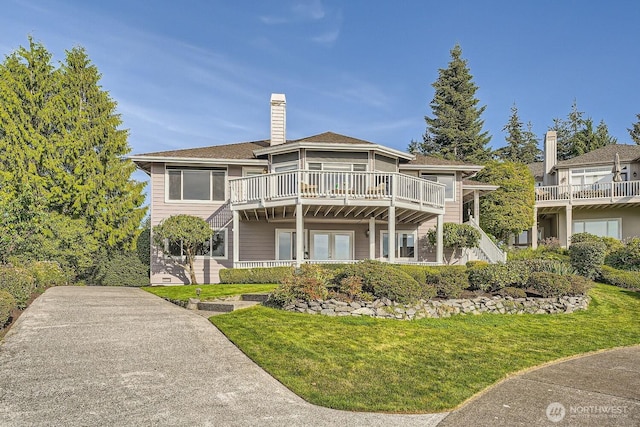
[283, 295, 590, 320]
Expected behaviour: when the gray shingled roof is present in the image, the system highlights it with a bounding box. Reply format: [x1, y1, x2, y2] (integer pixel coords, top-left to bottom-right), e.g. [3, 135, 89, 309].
[407, 154, 479, 166]
[528, 162, 543, 180]
[288, 131, 375, 145]
[556, 144, 640, 167]
[137, 140, 269, 159]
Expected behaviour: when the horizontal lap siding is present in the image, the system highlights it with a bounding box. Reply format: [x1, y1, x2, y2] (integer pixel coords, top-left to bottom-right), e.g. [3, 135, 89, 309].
[149, 162, 237, 284]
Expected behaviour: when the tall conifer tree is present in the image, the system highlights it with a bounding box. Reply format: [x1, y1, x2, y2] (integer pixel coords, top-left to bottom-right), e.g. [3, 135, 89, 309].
[412, 44, 491, 163]
[496, 104, 541, 164]
[628, 113, 640, 145]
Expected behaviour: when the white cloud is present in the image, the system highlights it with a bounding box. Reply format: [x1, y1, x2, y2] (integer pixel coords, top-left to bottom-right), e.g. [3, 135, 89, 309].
[312, 28, 340, 45]
[292, 0, 326, 20]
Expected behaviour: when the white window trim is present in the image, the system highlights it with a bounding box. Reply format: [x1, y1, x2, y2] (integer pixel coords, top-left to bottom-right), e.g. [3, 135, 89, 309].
[272, 161, 299, 173]
[572, 218, 621, 240]
[162, 228, 228, 260]
[242, 167, 266, 177]
[380, 230, 418, 261]
[421, 173, 456, 201]
[305, 162, 368, 171]
[309, 230, 354, 261]
[164, 166, 227, 204]
[275, 228, 308, 260]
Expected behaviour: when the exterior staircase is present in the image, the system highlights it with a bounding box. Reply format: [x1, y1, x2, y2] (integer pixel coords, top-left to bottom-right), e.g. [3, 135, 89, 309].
[194, 293, 269, 316]
[207, 200, 233, 230]
[464, 217, 507, 264]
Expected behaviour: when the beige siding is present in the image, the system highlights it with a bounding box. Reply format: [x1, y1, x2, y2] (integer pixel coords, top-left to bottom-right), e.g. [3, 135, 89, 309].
[573, 206, 640, 240]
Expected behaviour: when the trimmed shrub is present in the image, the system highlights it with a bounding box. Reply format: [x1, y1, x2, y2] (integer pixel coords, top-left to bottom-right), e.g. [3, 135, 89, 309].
[569, 240, 606, 280]
[336, 260, 421, 304]
[0, 266, 36, 309]
[466, 260, 488, 269]
[90, 251, 149, 287]
[220, 266, 293, 284]
[520, 259, 575, 275]
[570, 232, 601, 245]
[0, 289, 16, 328]
[600, 265, 640, 289]
[29, 261, 67, 290]
[338, 275, 364, 301]
[425, 266, 469, 299]
[467, 262, 529, 292]
[268, 264, 330, 305]
[394, 265, 428, 284]
[420, 284, 438, 300]
[567, 275, 594, 295]
[528, 272, 571, 297]
[605, 237, 640, 271]
[498, 286, 527, 298]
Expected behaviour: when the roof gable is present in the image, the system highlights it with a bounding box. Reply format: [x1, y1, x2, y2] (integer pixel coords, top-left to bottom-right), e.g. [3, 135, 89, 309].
[556, 144, 640, 168]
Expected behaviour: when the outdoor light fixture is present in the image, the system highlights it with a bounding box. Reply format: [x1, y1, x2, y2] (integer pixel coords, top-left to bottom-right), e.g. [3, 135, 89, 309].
[195, 288, 201, 297]
[365, 229, 370, 238]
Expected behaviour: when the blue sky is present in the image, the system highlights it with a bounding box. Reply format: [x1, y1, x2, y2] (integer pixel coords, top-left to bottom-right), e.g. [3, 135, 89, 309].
[2, 0, 639, 163]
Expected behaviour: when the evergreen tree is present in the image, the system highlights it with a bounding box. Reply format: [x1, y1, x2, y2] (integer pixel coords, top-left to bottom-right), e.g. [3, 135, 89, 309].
[0, 38, 146, 264]
[550, 100, 615, 160]
[628, 113, 640, 144]
[496, 104, 541, 164]
[412, 44, 491, 163]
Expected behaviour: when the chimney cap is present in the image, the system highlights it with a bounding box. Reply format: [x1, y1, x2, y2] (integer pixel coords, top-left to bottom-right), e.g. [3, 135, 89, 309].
[271, 93, 286, 103]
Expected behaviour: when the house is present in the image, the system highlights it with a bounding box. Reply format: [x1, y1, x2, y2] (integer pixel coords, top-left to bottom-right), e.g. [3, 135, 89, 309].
[131, 94, 502, 284]
[525, 131, 640, 248]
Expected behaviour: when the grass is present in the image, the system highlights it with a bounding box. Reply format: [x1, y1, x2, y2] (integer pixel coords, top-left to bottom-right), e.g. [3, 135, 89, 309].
[211, 284, 640, 413]
[142, 283, 277, 302]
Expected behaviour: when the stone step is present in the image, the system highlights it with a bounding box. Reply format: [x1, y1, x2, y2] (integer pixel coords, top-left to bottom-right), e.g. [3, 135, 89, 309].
[197, 300, 260, 313]
[241, 293, 270, 302]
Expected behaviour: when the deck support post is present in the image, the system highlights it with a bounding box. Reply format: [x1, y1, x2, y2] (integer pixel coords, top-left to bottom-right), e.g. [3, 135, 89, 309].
[232, 210, 239, 267]
[474, 189, 480, 221]
[565, 205, 572, 248]
[436, 214, 444, 265]
[369, 216, 376, 260]
[531, 206, 538, 249]
[296, 203, 304, 268]
[388, 206, 396, 264]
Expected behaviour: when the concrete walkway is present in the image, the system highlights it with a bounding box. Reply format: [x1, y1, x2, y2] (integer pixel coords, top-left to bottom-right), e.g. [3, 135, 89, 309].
[438, 344, 640, 426]
[0, 287, 446, 426]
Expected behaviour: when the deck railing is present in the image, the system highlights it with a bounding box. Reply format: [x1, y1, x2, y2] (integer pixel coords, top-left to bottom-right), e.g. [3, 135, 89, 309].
[535, 181, 640, 202]
[233, 259, 441, 269]
[465, 217, 507, 264]
[229, 170, 445, 208]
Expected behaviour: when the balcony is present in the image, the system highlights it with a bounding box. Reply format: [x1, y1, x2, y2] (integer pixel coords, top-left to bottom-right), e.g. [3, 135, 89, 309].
[229, 170, 445, 220]
[535, 181, 640, 206]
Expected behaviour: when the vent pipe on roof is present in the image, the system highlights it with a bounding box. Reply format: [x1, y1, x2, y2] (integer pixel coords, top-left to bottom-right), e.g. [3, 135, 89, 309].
[270, 93, 286, 146]
[543, 131, 557, 186]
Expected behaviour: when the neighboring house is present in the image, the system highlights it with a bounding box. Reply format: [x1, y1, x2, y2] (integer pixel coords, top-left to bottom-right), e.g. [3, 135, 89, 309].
[524, 131, 640, 248]
[131, 94, 501, 284]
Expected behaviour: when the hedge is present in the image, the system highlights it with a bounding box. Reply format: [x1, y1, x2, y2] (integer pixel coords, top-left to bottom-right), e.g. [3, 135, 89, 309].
[424, 266, 469, 299]
[600, 265, 640, 289]
[569, 240, 606, 279]
[219, 266, 294, 284]
[467, 262, 529, 292]
[0, 289, 16, 328]
[0, 266, 36, 309]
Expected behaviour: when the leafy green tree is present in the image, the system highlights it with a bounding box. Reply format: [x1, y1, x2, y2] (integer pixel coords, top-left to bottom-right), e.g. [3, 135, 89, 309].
[427, 223, 480, 264]
[474, 161, 535, 243]
[496, 104, 541, 164]
[0, 184, 45, 263]
[627, 113, 640, 144]
[411, 44, 491, 163]
[153, 215, 212, 285]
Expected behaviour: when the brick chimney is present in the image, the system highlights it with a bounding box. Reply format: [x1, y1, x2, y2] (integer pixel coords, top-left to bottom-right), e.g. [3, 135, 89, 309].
[543, 131, 557, 186]
[270, 93, 286, 146]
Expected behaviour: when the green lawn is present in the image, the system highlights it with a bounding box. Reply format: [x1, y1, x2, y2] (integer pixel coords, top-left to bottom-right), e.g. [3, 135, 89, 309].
[142, 283, 277, 302]
[211, 284, 640, 413]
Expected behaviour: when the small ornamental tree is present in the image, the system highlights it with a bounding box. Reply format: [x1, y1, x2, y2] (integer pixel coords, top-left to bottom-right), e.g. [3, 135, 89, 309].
[427, 223, 480, 264]
[153, 215, 211, 285]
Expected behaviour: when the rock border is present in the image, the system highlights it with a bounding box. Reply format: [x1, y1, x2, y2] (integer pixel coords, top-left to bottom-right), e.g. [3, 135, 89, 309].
[283, 294, 590, 320]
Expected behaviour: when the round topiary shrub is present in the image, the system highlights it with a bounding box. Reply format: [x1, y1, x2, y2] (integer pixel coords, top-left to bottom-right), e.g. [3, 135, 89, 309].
[0, 266, 36, 309]
[336, 260, 421, 304]
[567, 275, 593, 296]
[569, 240, 606, 280]
[0, 289, 16, 328]
[425, 266, 469, 299]
[498, 286, 527, 298]
[528, 272, 571, 297]
[467, 262, 528, 292]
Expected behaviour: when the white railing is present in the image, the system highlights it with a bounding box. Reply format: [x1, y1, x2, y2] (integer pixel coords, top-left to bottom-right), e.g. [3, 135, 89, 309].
[465, 217, 507, 264]
[233, 260, 296, 269]
[536, 181, 640, 202]
[233, 259, 441, 269]
[229, 170, 445, 208]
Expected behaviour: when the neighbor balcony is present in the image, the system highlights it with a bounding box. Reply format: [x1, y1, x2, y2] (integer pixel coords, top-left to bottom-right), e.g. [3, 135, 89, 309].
[535, 181, 640, 206]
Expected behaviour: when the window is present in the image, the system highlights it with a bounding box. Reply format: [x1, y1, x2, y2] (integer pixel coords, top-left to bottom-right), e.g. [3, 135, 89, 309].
[167, 167, 226, 201]
[571, 167, 612, 186]
[381, 231, 416, 260]
[573, 219, 620, 239]
[309, 231, 354, 261]
[276, 229, 307, 260]
[422, 174, 455, 200]
[165, 229, 227, 259]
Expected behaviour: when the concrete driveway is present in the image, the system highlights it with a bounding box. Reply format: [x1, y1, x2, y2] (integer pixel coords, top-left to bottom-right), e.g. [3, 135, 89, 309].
[0, 287, 446, 426]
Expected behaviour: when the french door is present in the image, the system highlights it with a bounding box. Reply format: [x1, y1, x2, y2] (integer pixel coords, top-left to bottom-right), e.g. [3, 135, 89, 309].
[310, 231, 353, 261]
